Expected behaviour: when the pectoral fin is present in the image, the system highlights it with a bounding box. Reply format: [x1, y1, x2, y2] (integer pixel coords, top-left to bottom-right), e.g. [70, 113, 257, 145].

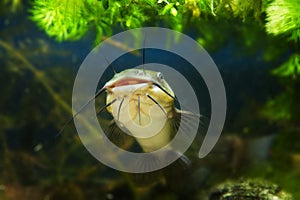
[169, 109, 209, 158]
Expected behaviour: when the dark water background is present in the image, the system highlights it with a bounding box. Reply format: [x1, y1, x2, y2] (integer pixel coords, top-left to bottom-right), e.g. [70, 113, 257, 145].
[0, 3, 299, 200]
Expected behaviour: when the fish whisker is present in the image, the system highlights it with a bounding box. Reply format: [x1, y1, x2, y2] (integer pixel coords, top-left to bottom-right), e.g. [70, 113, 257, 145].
[97, 98, 118, 115]
[102, 53, 117, 74]
[117, 97, 125, 121]
[153, 82, 201, 117]
[151, 82, 176, 100]
[56, 87, 106, 137]
[142, 37, 146, 73]
[138, 95, 141, 125]
[146, 94, 168, 118]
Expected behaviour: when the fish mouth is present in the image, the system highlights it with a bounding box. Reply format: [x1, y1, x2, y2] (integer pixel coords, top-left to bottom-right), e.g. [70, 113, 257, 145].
[112, 78, 150, 87]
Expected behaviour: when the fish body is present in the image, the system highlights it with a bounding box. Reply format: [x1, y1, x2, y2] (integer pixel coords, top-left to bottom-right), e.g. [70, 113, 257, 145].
[59, 67, 202, 160]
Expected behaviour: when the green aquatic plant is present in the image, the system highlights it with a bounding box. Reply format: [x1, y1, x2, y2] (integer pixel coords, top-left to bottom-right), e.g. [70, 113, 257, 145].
[30, 0, 297, 49]
[29, 0, 300, 45]
[30, 0, 90, 41]
[272, 54, 300, 77]
[230, 0, 264, 21]
[262, 1, 300, 123]
[260, 92, 292, 121]
[266, 0, 300, 42]
[30, 0, 157, 42]
[30, 0, 249, 43]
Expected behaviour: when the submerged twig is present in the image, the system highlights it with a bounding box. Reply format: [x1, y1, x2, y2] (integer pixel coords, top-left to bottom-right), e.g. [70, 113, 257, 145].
[0, 40, 72, 115]
[0, 40, 98, 135]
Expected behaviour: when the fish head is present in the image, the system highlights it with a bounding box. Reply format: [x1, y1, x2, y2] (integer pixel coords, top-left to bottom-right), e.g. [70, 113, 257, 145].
[104, 68, 175, 128]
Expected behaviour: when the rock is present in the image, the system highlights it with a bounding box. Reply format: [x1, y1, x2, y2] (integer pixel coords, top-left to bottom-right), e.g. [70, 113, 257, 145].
[209, 179, 293, 200]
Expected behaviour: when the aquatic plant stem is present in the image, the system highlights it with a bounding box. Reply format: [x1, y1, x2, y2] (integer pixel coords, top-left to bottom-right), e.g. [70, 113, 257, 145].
[0, 126, 18, 183]
[0, 40, 101, 136]
[0, 40, 71, 115]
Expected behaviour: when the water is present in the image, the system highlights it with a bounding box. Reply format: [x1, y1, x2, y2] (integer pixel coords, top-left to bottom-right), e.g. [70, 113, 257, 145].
[0, 3, 299, 200]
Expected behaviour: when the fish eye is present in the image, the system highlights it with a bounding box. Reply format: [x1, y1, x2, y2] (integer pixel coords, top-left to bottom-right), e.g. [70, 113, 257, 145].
[157, 72, 164, 81]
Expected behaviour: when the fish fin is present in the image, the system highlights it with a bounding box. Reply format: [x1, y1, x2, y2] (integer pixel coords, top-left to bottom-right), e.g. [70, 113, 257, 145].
[129, 151, 191, 186]
[174, 109, 208, 134]
[169, 109, 208, 150]
[130, 154, 164, 186]
[164, 150, 191, 168]
[176, 152, 191, 167]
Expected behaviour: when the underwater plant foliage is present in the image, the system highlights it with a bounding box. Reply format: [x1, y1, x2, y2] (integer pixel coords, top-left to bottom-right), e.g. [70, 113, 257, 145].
[272, 54, 300, 77]
[29, 0, 300, 41]
[30, 0, 90, 41]
[29, 0, 268, 42]
[29, 0, 300, 74]
[266, 0, 300, 43]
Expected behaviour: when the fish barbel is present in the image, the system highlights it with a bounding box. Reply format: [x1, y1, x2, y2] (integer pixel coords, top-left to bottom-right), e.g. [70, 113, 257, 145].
[102, 68, 201, 155]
